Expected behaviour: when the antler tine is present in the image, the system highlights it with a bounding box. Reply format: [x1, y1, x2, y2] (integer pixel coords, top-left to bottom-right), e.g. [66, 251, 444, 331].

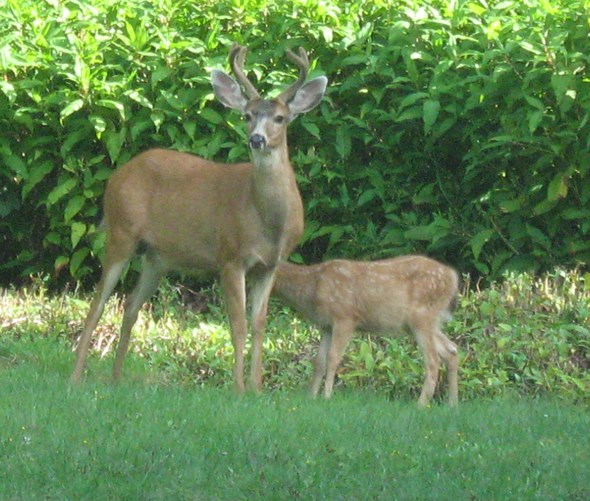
[277, 47, 310, 104]
[229, 43, 260, 99]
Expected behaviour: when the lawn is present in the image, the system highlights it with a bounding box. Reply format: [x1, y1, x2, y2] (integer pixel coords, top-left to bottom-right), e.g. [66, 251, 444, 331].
[1, 354, 589, 500]
[1, 275, 589, 499]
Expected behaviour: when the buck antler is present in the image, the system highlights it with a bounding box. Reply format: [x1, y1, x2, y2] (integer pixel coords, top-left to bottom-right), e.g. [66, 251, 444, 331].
[278, 47, 310, 104]
[229, 44, 260, 99]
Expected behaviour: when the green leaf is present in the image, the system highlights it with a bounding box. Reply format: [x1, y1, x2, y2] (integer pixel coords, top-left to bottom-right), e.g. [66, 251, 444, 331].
[150, 111, 165, 131]
[54, 255, 69, 272]
[47, 178, 77, 206]
[89, 115, 107, 138]
[3, 153, 27, 178]
[423, 99, 441, 134]
[432, 116, 457, 139]
[60, 99, 84, 121]
[399, 92, 428, 110]
[468, 2, 486, 15]
[528, 110, 543, 134]
[152, 67, 172, 85]
[22, 161, 53, 198]
[532, 199, 556, 216]
[131, 120, 153, 141]
[0, 189, 19, 217]
[301, 121, 321, 140]
[104, 128, 127, 163]
[499, 199, 521, 213]
[45, 232, 61, 246]
[70, 247, 90, 277]
[200, 108, 223, 125]
[161, 90, 184, 111]
[524, 95, 544, 111]
[60, 127, 90, 156]
[0, 81, 17, 103]
[183, 121, 197, 139]
[526, 224, 550, 249]
[335, 127, 351, 159]
[561, 208, 587, 220]
[92, 231, 106, 255]
[64, 195, 86, 222]
[70, 221, 87, 249]
[470, 229, 495, 260]
[341, 55, 367, 66]
[547, 173, 568, 201]
[97, 99, 126, 120]
[551, 74, 572, 102]
[357, 189, 377, 207]
[396, 106, 423, 122]
[127, 90, 153, 109]
[360, 341, 375, 371]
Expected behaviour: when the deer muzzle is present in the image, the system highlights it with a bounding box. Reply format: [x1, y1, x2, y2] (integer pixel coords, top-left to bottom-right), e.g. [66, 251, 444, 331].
[249, 133, 267, 150]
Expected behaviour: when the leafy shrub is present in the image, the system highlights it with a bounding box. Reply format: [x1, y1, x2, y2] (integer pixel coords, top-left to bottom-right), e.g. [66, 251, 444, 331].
[1, 0, 589, 285]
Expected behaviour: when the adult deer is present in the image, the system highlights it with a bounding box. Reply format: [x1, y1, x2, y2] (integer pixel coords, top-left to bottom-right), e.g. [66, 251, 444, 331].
[273, 256, 459, 406]
[70, 44, 328, 392]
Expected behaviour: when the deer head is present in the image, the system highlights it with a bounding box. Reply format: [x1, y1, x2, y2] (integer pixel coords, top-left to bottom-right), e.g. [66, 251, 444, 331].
[212, 44, 327, 151]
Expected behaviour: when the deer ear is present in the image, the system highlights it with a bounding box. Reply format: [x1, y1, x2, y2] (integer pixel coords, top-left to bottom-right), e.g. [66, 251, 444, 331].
[211, 70, 249, 112]
[287, 76, 328, 120]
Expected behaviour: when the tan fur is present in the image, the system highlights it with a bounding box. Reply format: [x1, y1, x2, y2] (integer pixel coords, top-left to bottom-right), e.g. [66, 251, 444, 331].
[70, 46, 327, 393]
[273, 256, 459, 406]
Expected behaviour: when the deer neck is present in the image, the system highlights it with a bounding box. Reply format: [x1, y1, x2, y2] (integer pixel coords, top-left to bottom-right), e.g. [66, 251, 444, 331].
[274, 263, 318, 316]
[250, 145, 301, 243]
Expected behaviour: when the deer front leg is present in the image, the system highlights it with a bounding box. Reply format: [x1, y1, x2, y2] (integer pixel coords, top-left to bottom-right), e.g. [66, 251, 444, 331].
[323, 320, 355, 399]
[249, 267, 276, 393]
[221, 264, 247, 394]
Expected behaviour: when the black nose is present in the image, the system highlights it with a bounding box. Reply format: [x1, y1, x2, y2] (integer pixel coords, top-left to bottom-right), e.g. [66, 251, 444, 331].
[249, 134, 266, 150]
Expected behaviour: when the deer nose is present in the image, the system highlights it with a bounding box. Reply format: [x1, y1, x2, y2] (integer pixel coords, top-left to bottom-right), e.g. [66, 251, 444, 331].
[249, 134, 267, 150]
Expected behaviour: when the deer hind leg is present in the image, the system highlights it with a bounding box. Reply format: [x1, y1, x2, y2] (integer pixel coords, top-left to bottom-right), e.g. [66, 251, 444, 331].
[310, 329, 332, 398]
[220, 264, 247, 393]
[249, 267, 276, 393]
[112, 253, 163, 381]
[414, 321, 442, 407]
[323, 320, 355, 399]
[436, 332, 459, 406]
[70, 233, 136, 382]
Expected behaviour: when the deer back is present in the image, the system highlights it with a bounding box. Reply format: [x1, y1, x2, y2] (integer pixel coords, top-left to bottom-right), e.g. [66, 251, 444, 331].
[275, 256, 458, 333]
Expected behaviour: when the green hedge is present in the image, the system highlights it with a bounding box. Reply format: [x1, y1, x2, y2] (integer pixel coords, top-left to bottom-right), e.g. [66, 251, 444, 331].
[1, 0, 589, 285]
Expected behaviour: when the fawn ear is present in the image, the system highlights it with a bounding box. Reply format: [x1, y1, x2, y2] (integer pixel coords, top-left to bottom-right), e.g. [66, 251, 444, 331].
[211, 70, 249, 112]
[287, 76, 328, 120]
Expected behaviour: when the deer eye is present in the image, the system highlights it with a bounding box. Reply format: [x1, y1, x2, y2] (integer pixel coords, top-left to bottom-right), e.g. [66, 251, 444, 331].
[274, 115, 285, 124]
[244, 113, 253, 123]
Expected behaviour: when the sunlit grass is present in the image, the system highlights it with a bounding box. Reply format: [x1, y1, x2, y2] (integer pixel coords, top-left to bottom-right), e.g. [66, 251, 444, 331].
[1, 362, 589, 500]
[1, 272, 590, 498]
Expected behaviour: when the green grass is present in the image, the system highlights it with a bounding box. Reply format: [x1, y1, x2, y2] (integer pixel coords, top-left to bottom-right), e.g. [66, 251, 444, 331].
[1, 272, 590, 499]
[1, 357, 589, 500]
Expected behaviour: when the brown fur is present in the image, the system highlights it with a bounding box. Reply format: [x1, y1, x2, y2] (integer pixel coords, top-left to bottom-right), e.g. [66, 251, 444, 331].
[273, 256, 460, 406]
